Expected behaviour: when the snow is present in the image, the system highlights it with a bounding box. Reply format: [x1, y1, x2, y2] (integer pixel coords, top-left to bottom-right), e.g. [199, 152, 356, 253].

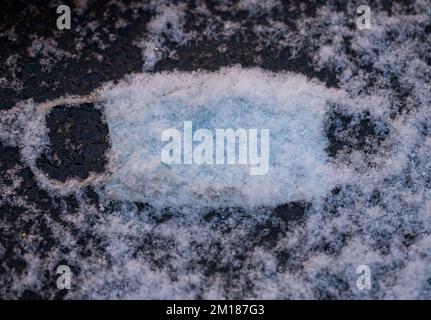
[1, 0, 430, 299]
[101, 68, 344, 208]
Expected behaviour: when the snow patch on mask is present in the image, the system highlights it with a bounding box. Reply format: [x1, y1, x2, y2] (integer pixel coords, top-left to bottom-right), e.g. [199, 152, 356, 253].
[100, 68, 347, 208]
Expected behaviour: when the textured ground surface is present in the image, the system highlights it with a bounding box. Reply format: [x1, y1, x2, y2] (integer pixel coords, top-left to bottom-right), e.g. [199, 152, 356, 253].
[0, 0, 430, 299]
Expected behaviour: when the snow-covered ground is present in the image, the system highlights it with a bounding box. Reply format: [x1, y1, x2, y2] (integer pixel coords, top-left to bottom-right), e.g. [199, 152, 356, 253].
[0, 0, 430, 299]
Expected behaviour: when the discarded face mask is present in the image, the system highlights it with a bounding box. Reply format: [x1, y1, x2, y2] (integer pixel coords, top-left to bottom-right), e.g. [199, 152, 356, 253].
[100, 67, 344, 208]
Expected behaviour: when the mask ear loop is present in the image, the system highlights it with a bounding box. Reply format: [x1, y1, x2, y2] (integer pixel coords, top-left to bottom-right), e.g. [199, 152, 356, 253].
[17, 93, 113, 196]
[1, 79, 190, 197]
